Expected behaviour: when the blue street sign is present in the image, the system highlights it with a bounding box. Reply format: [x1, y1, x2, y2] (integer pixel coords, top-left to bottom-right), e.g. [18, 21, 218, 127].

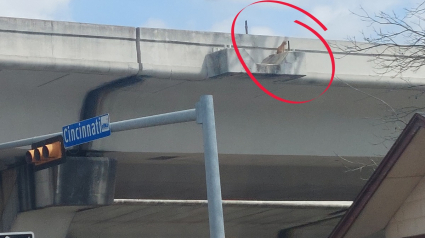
[0, 232, 34, 238]
[62, 114, 111, 148]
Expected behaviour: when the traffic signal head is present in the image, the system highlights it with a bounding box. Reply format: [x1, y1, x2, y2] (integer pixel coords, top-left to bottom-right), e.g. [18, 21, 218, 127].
[25, 148, 40, 163]
[26, 136, 65, 169]
[42, 141, 62, 159]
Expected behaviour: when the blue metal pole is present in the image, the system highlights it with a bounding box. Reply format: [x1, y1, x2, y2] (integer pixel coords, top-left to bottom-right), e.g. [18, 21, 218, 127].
[197, 95, 225, 238]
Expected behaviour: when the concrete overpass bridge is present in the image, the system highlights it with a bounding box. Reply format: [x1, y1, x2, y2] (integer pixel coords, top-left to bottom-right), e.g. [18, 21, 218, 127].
[0, 17, 423, 237]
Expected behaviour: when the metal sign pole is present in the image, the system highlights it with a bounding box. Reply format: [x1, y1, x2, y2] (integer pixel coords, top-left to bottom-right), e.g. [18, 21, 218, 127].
[197, 95, 225, 238]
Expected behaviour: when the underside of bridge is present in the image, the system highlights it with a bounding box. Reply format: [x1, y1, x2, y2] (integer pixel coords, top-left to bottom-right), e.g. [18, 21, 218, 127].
[0, 17, 424, 237]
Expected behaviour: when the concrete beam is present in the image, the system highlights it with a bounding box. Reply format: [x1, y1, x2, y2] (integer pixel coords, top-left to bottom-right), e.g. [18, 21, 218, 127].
[0, 157, 117, 237]
[205, 48, 306, 79]
[11, 206, 80, 238]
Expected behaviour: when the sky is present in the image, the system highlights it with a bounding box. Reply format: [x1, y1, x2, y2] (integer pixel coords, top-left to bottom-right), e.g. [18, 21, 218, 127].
[0, 0, 420, 40]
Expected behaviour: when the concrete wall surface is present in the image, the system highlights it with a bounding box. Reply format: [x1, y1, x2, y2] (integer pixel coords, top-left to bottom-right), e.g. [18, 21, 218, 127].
[0, 17, 139, 148]
[0, 17, 423, 158]
[0, 17, 137, 63]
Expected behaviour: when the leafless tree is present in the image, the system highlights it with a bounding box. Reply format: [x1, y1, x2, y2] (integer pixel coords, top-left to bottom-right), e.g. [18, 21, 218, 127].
[340, 2, 425, 77]
[336, 2, 425, 130]
[335, 2, 425, 172]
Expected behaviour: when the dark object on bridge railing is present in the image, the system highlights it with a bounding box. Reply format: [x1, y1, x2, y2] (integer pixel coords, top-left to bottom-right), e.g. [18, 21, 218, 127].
[245, 20, 248, 34]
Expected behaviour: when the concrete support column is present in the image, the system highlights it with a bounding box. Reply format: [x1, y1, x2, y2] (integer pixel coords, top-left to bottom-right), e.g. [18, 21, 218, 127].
[11, 207, 79, 238]
[0, 157, 116, 237]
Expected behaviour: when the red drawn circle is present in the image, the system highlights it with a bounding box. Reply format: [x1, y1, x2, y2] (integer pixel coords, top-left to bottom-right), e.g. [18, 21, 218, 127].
[231, 0, 335, 104]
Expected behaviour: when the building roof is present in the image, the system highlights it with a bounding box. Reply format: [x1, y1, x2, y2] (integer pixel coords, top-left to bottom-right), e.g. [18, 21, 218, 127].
[329, 113, 425, 238]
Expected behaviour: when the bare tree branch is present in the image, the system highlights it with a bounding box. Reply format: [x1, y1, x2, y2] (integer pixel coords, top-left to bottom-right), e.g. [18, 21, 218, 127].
[335, 2, 425, 77]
